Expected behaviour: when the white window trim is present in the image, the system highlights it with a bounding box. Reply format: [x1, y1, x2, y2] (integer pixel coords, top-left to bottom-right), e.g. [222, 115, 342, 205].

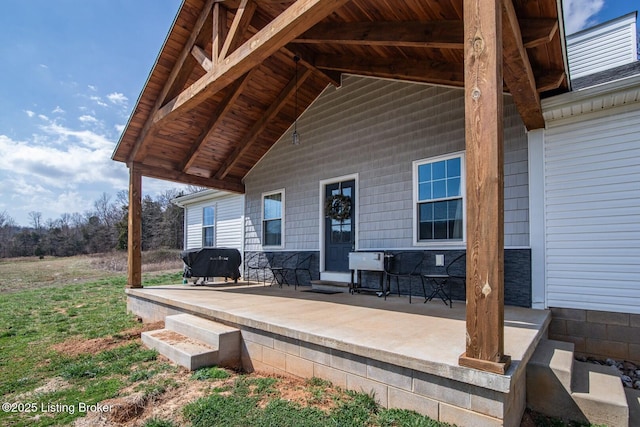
[202, 205, 215, 247]
[412, 151, 466, 246]
[262, 188, 285, 249]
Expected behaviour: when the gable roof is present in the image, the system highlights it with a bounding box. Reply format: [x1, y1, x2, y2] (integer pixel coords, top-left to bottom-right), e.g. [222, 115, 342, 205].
[112, 0, 569, 193]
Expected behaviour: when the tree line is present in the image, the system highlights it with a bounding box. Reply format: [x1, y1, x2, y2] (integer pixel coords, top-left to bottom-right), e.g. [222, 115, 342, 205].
[0, 188, 191, 258]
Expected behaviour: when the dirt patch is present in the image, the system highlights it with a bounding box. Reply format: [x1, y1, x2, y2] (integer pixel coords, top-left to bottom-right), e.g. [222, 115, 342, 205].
[74, 371, 213, 427]
[51, 322, 164, 357]
[72, 371, 340, 426]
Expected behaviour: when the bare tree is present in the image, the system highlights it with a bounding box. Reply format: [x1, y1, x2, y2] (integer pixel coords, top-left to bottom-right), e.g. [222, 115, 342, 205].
[0, 210, 17, 257]
[28, 211, 42, 231]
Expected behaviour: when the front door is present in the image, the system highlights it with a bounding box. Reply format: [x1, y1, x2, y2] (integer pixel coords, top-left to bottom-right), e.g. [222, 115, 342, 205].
[324, 180, 355, 272]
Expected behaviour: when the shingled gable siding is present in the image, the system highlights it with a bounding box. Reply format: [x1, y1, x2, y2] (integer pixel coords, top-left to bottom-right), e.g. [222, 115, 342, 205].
[244, 76, 531, 305]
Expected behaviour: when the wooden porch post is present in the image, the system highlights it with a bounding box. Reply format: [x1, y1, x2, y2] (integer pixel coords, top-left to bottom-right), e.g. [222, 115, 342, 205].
[458, 0, 511, 374]
[127, 163, 142, 288]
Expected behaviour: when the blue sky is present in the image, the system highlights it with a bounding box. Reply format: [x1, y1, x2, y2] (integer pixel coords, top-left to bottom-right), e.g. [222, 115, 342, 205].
[0, 0, 638, 226]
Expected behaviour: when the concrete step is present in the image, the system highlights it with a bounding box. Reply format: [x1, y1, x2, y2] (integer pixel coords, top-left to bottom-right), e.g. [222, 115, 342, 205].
[571, 361, 629, 427]
[527, 339, 629, 427]
[310, 280, 350, 293]
[142, 329, 218, 371]
[626, 388, 640, 427]
[165, 314, 241, 368]
[527, 339, 577, 419]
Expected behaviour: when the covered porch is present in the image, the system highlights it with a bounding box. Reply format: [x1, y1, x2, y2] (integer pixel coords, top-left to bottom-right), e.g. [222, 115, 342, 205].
[112, 0, 568, 378]
[128, 281, 550, 426]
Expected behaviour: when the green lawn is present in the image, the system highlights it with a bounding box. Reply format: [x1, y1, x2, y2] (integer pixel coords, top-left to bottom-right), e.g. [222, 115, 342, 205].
[0, 255, 593, 426]
[0, 256, 452, 426]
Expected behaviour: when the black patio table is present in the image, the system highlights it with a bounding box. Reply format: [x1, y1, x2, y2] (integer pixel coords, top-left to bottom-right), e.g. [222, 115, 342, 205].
[423, 273, 452, 308]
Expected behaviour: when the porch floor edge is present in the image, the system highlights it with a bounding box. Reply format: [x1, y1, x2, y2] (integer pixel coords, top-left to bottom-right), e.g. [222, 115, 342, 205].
[126, 283, 550, 394]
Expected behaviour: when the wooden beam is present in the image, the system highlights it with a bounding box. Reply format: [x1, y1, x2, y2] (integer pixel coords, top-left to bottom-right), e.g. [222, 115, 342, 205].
[283, 45, 342, 86]
[181, 71, 254, 172]
[501, 0, 544, 130]
[153, 0, 351, 126]
[314, 55, 465, 87]
[192, 45, 213, 72]
[127, 0, 215, 163]
[521, 18, 558, 48]
[294, 21, 464, 49]
[133, 162, 245, 193]
[219, 0, 257, 61]
[127, 163, 142, 288]
[536, 69, 566, 92]
[292, 19, 557, 51]
[458, 0, 510, 374]
[215, 67, 313, 179]
[212, 3, 227, 64]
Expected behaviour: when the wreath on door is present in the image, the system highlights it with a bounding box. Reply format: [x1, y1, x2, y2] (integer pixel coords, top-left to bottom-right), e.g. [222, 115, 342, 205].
[325, 194, 352, 221]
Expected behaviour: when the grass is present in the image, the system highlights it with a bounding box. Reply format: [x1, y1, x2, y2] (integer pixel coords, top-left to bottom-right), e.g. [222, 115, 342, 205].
[0, 253, 183, 426]
[0, 253, 600, 426]
[183, 376, 447, 427]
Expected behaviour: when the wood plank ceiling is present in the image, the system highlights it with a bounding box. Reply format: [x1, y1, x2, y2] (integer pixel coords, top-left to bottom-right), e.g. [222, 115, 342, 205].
[112, 0, 568, 193]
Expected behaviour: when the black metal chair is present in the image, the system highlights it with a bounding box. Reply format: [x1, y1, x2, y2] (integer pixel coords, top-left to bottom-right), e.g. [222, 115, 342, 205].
[384, 251, 426, 303]
[245, 252, 270, 285]
[445, 252, 466, 298]
[423, 252, 466, 308]
[285, 252, 314, 288]
[269, 252, 299, 289]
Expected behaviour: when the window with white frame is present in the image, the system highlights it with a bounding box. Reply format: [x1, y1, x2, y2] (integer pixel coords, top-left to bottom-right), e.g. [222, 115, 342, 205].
[202, 206, 215, 246]
[414, 153, 464, 242]
[262, 190, 284, 247]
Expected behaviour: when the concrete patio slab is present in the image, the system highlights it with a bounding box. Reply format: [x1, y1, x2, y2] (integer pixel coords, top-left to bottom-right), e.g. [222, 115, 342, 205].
[127, 282, 551, 426]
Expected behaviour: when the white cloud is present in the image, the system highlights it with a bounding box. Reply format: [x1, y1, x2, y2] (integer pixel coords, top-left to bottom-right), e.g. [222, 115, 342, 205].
[38, 114, 49, 121]
[52, 106, 65, 114]
[562, 0, 604, 34]
[79, 114, 98, 123]
[107, 92, 128, 105]
[91, 95, 108, 107]
[0, 128, 126, 192]
[114, 124, 126, 133]
[41, 123, 113, 150]
[88, 85, 97, 92]
[25, 110, 35, 118]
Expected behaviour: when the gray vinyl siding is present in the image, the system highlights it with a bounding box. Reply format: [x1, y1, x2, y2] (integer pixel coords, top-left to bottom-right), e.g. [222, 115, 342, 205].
[244, 75, 529, 251]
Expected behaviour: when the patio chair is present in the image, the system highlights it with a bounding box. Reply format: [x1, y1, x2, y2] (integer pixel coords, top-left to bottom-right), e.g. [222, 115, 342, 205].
[286, 252, 314, 288]
[245, 252, 270, 285]
[445, 252, 466, 298]
[269, 252, 298, 289]
[384, 251, 426, 303]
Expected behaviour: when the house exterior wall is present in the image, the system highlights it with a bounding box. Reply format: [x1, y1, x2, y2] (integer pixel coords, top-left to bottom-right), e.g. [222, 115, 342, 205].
[244, 75, 530, 252]
[567, 12, 638, 79]
[180, 193, 245, 252]
[539, 73, 640, 362]
[543, 105, 640, 315]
